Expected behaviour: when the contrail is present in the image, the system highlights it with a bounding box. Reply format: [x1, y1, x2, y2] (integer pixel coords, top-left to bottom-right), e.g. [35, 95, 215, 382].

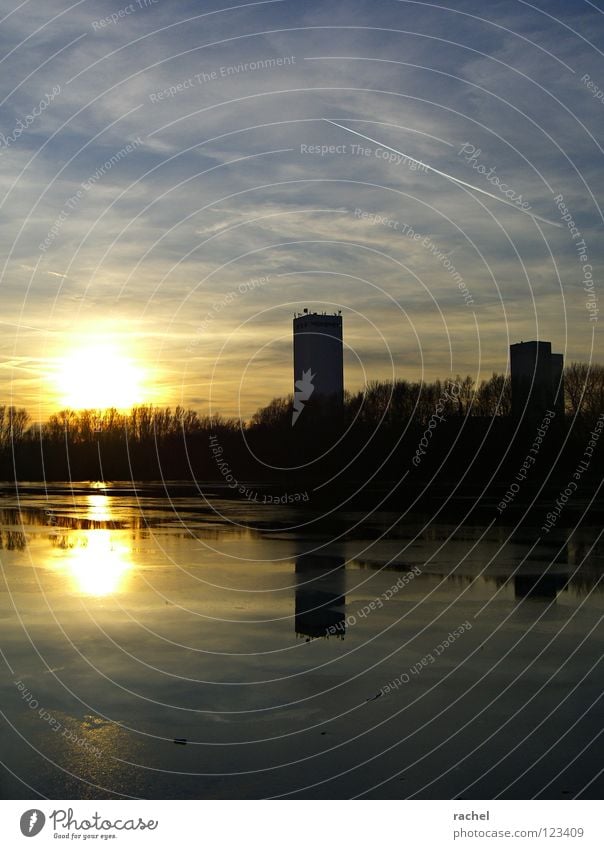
[323, 119, 561, 228]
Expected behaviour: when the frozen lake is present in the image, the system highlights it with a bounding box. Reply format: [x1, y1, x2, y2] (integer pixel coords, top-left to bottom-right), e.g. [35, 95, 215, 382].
[0, 484, 602, 799]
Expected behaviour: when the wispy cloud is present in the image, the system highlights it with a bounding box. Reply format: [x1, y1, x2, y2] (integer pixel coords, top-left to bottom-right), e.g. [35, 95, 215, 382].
[0, 0, 601, 417]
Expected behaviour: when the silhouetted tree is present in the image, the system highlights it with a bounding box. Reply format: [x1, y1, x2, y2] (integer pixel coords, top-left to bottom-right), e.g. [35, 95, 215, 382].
[475, 373, 511, 417]
[565, 362, 604, 427]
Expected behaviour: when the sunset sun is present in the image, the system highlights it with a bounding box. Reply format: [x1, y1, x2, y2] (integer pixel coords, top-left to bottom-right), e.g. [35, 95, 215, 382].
[54, 343, 147, 410]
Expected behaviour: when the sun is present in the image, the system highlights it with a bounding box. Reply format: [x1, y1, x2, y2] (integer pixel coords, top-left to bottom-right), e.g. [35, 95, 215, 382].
[55, 343, 147, 409]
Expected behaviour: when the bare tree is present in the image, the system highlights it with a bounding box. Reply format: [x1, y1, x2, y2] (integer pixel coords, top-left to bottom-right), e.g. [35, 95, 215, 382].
[565, 362, 604, 426]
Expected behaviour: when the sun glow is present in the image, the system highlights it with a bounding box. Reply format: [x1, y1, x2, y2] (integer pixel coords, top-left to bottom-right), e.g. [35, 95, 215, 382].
[65, 530, 132, 596]
[54, 343, 147, 410]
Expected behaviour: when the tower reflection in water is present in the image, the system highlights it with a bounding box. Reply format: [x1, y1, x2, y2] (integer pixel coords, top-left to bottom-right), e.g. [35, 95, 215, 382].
[295, 553, 346, 640]
[514, 572, 568, 601]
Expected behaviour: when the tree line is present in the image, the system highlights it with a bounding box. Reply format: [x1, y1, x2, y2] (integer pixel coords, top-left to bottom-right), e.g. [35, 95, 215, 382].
[249, 364, 604, 431]
[0, 363, 602, 487]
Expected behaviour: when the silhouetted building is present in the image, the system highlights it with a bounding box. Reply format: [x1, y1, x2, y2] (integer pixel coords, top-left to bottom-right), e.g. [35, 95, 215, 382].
[295, 553, 346, 639]
[510, 341, 564, 421]
[292, 310, 343, 423]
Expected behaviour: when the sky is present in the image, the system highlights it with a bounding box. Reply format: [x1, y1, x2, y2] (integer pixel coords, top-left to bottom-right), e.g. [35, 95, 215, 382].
[0, 0, 602, 420]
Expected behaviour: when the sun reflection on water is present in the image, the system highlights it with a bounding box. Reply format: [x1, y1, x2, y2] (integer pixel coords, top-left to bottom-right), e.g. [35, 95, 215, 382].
[85, 494, 114, 523]
[41, 495, 134, 596]
[64, 530, 132, 596]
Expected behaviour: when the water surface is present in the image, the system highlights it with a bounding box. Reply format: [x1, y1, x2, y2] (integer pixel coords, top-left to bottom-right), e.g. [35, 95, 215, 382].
[0, 484, 601, 799]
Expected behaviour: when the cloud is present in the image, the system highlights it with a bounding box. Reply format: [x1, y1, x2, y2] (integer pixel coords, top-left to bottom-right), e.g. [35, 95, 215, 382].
[0, 0, 601, 417]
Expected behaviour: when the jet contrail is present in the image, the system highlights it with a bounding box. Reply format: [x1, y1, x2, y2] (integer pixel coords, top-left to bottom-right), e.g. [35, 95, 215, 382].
[323, 119, 561, 228]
